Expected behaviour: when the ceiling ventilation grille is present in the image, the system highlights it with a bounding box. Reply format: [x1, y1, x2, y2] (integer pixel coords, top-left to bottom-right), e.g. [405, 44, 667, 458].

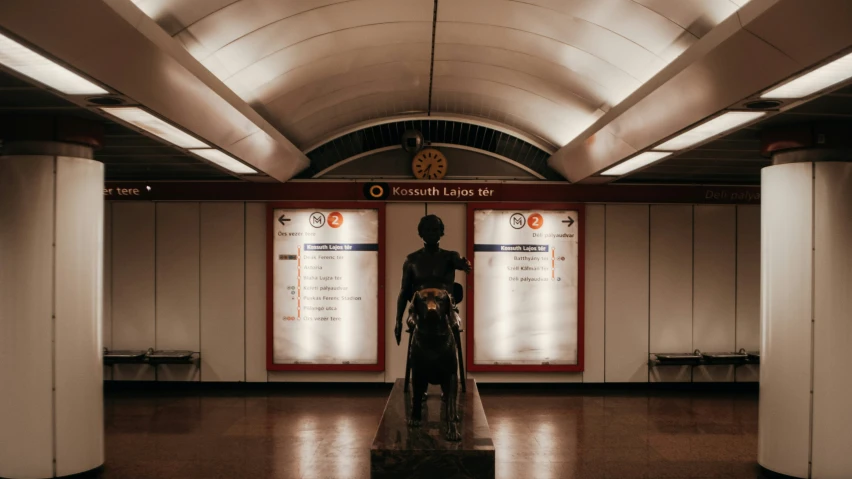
[303, 119, 557, 179]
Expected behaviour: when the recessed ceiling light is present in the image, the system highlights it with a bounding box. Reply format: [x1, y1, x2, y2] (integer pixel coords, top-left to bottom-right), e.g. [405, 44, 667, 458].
[87, 96, 124, 106]
[654, 111, 765, 151]
[189, 148, 256, 175]
[762, 51, 852, 99]
[600, 151, 672, 176]
[744, 100, 782, 110]
[99, 107, 208, 149]
[0, 32, 108, 95]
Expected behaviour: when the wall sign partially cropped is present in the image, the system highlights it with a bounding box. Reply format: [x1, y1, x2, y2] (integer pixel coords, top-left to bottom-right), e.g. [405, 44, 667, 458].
[467, 204, 584, 372]
[267, 203, 385, 371]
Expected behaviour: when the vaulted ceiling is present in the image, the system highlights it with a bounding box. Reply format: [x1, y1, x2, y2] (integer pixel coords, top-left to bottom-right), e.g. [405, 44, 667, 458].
[131, 0, 746, 149]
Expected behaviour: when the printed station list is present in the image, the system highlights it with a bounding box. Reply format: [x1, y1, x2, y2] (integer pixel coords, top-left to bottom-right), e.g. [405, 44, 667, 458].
[285, 242, 377, 323]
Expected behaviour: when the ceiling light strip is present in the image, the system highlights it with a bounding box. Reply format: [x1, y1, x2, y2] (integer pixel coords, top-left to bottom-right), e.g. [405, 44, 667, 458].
[99, 107, 208, 149]
[189, 148, 256, 175]
[0, 32, 107, 95]
[762, 51, 852, 99]
[654, 111, 766, 151]
[600, 151, 672, 176]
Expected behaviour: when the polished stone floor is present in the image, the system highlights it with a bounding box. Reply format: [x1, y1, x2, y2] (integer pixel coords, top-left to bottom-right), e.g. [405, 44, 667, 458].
[100, 385, 761, 479]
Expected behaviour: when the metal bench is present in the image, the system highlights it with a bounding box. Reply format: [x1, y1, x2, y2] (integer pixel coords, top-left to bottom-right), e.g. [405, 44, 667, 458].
[103, 349, 147, 365]
[104, 348, 199, 366]
[649, 349, 760, 368]
[650, 351, 703, 367]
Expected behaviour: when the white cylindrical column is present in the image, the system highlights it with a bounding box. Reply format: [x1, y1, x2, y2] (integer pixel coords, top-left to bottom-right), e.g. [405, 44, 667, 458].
[0, 143, 104, 479]
[759, 156, 852, 479]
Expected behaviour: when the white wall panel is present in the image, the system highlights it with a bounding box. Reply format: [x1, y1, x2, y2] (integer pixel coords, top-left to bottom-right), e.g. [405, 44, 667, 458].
[0, 156, 55, 479]
[649, 205, 693, 383]
[103, 202, 112, 380]
[758, 163, 812, 478]
[583, 204, 605, 383]
[111, 202, 156, 381]
[384, 203, 424, 383]
[605, 205, 649, 382]
[245, 203, 268, 382]
[736, 205, 761, 382]
[811, 162, 852, 478]
[693, 205, 736, 382]
[156, 203, 200, 381]
[200, 203, 245, 382]
[54, 157, 104, 476]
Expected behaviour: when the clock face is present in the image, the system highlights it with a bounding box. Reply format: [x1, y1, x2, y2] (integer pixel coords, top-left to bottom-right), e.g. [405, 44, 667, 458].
[412, 148, 447, 180]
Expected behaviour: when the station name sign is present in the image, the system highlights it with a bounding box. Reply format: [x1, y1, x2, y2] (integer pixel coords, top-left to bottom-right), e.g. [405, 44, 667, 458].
[363, 182, 497, 201]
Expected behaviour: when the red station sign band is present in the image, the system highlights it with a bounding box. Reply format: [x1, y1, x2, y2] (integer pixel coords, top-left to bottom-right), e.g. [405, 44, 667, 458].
[104, 181, 761, 204]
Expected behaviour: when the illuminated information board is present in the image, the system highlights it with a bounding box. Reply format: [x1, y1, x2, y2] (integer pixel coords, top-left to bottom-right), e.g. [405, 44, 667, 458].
[269, 207, 382, 370]
[470, 206, 583, 371]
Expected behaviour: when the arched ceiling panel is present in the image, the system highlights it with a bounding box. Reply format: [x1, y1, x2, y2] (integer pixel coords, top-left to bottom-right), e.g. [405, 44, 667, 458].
[268, 63, 431, 123]
[433, 44, 609, 109]
[438, 0, 668, 82]
[433, 61, 603, 120]
[239, 40, 432, 105]
[431, 78, 604, 146]
[435, 22, 640, 110]
[515, 0, 700, 61]
[203, 0, 433, 76]
[278, 89, 430, 146]
[175, 1, 351, 54]
[633, 0, 742, 38]
[131, 0, 236, 35]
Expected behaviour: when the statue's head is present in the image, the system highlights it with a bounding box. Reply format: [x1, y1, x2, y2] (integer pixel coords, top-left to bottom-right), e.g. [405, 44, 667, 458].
[418, 214, 444, 246]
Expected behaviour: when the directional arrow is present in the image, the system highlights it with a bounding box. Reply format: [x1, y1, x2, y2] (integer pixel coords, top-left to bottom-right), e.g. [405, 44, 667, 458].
[562, 217, 575, 227]
[278, 215, 291, 226]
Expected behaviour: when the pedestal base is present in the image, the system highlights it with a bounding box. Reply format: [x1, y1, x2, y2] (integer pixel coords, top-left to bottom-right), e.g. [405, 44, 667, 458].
[370, 379, 494, 479]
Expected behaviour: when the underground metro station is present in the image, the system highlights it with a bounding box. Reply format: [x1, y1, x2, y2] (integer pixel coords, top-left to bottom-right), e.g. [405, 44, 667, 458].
[1, 1, 851, 478]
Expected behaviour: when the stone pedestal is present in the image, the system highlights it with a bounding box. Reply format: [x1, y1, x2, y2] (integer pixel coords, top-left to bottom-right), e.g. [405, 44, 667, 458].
[370, 379, 495, 479]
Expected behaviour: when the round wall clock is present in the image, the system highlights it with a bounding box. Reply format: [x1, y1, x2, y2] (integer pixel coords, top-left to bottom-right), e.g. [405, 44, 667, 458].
[411, 148, 448, 180]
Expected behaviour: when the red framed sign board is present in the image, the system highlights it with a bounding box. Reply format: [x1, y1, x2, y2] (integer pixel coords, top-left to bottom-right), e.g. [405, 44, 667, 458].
[466, 203, 585, 372]
[266, 202, 386, 371]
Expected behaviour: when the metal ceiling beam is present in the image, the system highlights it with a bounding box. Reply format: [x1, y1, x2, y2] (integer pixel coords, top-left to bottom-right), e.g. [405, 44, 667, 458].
[0, 0, 310, 182]
[549, 0, 852, 183]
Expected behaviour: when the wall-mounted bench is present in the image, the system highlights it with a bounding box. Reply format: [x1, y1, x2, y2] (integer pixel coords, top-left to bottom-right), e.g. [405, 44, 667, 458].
[103, 348, 199, 366]
[649, 349, 759, 368]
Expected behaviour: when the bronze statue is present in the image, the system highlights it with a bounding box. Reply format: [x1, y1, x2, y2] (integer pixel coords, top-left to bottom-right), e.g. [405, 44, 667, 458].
[395, 215, 471, 441]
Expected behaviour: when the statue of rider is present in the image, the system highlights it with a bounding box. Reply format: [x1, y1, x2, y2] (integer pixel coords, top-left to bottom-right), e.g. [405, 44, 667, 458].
[394, 214, 471, 346]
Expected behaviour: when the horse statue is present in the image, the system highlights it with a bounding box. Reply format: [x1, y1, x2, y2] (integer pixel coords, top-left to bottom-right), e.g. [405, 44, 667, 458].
[405, 287, 462, 441]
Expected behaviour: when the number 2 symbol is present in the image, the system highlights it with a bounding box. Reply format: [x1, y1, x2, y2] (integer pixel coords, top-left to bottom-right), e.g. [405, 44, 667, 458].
[328, 212, 343, 228]
[528, 213, 543, 230]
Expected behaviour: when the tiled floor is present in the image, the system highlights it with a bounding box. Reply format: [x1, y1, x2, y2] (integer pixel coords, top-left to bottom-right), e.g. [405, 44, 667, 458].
[100, 385, 761, 479]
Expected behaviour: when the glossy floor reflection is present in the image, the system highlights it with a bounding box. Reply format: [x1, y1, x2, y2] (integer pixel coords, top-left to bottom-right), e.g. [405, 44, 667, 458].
[100, 386, 761, 479]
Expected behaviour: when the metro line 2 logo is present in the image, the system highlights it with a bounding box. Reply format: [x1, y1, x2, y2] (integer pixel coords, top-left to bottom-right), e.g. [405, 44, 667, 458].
[308, 212, 344, 228]
[509, 212, 543, 230]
